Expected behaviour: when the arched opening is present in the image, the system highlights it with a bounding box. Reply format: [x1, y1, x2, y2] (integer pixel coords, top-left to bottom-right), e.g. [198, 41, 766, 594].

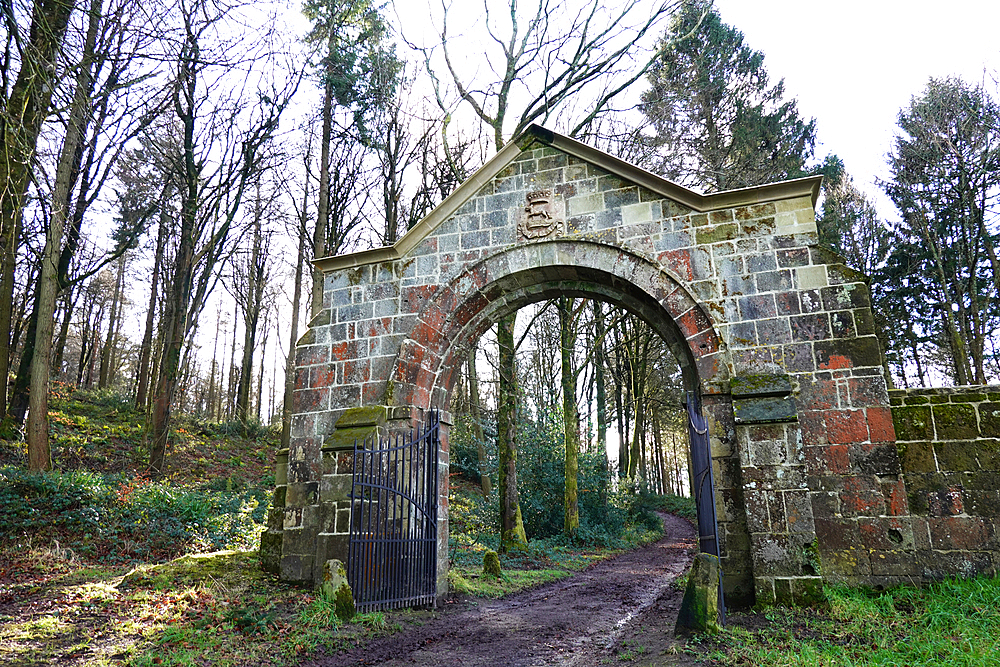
[385, 240, 751, 605]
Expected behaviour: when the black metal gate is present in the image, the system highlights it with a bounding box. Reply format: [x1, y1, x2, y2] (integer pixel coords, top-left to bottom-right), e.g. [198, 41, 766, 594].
[686, 392, 726, 623]
[348, 412, 440, 612]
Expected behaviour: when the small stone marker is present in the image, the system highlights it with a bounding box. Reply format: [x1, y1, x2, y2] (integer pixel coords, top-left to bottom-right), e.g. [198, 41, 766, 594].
[675, 553, 722, 636]
[320, 559, 356, 622]
[483, 550, 502, 578]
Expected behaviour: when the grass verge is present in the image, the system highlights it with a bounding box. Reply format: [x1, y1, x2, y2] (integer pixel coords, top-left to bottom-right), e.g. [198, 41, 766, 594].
[692, 576, 1000, 667]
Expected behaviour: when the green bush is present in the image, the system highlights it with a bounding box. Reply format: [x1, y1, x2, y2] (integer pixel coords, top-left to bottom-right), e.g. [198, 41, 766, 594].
[0, 467, 269, 563]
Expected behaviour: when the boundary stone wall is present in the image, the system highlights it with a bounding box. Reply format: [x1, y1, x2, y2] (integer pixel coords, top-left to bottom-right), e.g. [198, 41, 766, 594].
[892, 386, 1000, 578]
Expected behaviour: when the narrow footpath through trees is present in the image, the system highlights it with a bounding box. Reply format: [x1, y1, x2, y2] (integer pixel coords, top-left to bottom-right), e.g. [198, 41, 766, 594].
[300, 514, 698, 667]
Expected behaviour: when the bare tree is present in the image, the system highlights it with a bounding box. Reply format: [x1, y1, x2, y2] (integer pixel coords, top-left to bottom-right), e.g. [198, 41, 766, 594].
[148, 0, 300, 474]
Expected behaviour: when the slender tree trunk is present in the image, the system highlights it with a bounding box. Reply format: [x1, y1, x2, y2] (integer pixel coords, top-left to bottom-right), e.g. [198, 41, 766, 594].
[236, 204, 263, 426]
[256, 314, 268, 423]
[99, 257, 125, 388]
[467, 346, 491, 497]
[52, 288, 75, 377]
[136, 196, 169, 409]
[558, 297, 579, 536]
[593, 302, 607, 454]
[281, 215, 306, 450]
[26, 0, 102, 468]
[497, 314, 527, 552]
[311, 54, 334, 316]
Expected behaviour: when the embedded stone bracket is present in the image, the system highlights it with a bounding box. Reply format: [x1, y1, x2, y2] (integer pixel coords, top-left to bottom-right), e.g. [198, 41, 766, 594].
[732, 373, 797, 425]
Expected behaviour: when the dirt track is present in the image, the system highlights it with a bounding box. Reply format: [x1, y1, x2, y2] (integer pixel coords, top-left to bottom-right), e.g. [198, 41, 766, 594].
[300, 513, 697, 667]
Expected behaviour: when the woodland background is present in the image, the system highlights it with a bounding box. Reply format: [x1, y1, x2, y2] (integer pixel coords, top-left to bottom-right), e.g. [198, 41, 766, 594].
[2, 0, 998, 517]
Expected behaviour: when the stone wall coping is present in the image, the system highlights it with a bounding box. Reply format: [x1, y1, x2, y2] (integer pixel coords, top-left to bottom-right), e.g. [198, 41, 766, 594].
[890, 386, 1000, 398]
[313, 124, 823, 273]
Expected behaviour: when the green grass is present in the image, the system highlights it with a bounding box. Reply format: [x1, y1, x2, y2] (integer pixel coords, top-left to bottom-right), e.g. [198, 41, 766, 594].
[699, 576, 1000, 666]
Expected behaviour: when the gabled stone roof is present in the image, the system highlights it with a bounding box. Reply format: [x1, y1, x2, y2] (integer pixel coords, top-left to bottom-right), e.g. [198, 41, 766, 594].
[314, 124, 822, 272]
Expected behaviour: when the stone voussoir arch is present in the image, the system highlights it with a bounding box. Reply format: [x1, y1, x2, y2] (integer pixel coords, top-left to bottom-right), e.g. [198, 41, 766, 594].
[389, 238, 729, 413]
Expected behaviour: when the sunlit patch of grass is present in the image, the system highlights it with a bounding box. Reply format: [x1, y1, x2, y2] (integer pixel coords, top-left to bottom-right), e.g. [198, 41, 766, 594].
[449, 567, 590, 598]
[695, 576, 1000, 667]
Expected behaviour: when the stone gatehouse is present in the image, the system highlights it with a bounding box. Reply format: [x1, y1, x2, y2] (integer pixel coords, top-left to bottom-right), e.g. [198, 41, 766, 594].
[260, 125, 1000, 607]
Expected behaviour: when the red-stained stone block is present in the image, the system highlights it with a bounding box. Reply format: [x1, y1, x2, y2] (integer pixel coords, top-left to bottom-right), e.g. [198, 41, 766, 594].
[421, 306, 448, 334]
[296, 345, 330, 367]
[883, 478, 909, 516]
[687, 329, 718, 356]
[818, 353, 852, 370]
[677, 309, 702, 339]
[293, 387, 328, 413]
[310, 366, 336, 389]
[410, 321, 441, 351]
[343, 359, 371, 384]
[929, 516, 994, 551]
[361, 317, 393, 339]
[694, 353, 723, 384]
[840, 476, 886, 516]
[360, 381, 382, 404]
[798, 378, 839, 411]
[433, 286, 460, 313]
[413, 384, 431, 409]
[329, 341, 351, 362]
[664, 288, 696, 321]
[452, 293, 489, 329]
[866, 407, 896, 442]
[825, 409, 870, 444]
[659, 249, 693, 282]
[824, 444, 851, 474]
[928, 486, 965, 517]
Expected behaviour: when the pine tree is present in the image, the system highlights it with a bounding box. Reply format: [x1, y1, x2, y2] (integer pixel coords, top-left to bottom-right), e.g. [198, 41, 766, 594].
[641, 0, 816, 191]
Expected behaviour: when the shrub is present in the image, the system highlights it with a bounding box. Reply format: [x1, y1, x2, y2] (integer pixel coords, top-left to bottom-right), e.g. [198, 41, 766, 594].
[0, 467, 269, 563]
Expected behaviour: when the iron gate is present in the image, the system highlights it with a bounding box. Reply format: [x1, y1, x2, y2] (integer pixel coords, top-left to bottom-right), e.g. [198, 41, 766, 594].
[347, 411, 440, 612]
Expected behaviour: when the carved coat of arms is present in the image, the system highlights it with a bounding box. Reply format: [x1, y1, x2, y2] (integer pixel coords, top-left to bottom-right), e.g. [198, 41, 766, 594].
[517, 189, 563, 241]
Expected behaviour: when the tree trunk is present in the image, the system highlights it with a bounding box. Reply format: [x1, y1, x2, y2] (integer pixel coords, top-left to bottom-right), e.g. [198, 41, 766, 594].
[311, 51, 334, 317]
[236, 203, 264, 427]
[497, 313, 527, 552]
[26, 0, 102, 469]
[558, 297, 579, 536]
[467, 346, 491, 497]
[136, 194, 169, 410]
[281, 212, 307, 451]
[593, 301, 607, 454]
[98, 257, 125, 388]
[0, 0, 75, 419]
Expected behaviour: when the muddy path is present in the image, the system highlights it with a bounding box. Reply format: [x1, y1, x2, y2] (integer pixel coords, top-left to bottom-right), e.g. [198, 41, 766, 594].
[301, 514, 697, 667]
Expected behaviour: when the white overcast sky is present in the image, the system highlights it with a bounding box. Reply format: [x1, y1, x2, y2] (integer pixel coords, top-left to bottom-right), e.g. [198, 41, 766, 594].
[713, 0, 1000, 218]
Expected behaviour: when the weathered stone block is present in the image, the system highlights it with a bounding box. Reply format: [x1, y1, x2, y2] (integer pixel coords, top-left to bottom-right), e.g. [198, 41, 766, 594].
[734, 397, 797, 425]
[932, 403, 978, 440]
[893, 405, 933, 442]
[676, 554, 722, 635]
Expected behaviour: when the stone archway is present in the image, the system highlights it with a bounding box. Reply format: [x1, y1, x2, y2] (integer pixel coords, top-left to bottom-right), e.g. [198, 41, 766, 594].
[262, 124, 946, 608]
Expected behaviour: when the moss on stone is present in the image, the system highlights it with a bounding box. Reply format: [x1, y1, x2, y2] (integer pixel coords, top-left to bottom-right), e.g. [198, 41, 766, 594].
[336, 406, 388, 428]
[483, 550, 502, 578]
[320, 559, 356, 622]
[932, 404, 978, 440]
[891, 406, 932, 442]
[675, 554, 721, 635]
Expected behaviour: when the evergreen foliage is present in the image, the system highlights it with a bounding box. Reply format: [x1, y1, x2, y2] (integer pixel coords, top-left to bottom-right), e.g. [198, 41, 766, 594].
[641, 0, 816, 191]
